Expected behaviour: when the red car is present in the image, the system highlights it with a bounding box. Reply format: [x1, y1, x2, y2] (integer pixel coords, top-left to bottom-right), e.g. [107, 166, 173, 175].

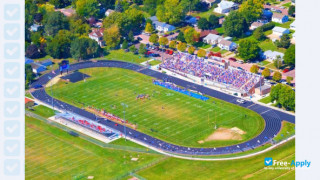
[165, 49, 170, 54]
[283, 68, 289, 73]
[169, 50, 173, 55]
[228, 57, 236, 62]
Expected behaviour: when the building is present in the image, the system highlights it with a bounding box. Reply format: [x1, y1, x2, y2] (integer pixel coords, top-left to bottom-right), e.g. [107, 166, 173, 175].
[199, 30, 219, 40]
[272, 27, 290, 37]
[185, 16, 197, 25]
[255, 85, 271, 96]
[290, 20, 296, 30]
[272, 13, 289, 24]
[218, 39, 237, 51]
[30, 62, 46, 74]
[25, 98, 35, 109]
[263, 50, 284, 61]
[149, 16, 175, 33]
[250, 22, 264, 30]
[214, 1, 238, 14]
[56, 8, 75, 17]
[30, 24, 40, 32]
[201, 0, 216, 7]
[39, 59, 53, 67]
[88, 28, 105, 47]
[105, 9, 115, 17]
[25, 57, 34, 64]
[203, 34, 222, 45]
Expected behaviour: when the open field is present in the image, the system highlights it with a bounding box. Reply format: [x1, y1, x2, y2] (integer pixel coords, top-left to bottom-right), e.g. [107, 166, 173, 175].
[274, 121, 295, 142]
[259, 96, 272, 104]
[25, 116, 163, 180]
[48, 67, 265, 148]
[137, 139, 295, 179]
[96, 49, 149, 63]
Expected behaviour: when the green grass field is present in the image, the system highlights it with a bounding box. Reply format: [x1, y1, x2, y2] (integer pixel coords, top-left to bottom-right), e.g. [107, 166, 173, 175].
[25, 115, 163, 180]
[137, 139, 295, 180]
[96, 49, 150, 64]
[148, 60, 162, 66]
[259, 96, 272, 104]
[274, 122, 295, 142]
[48, 67, 265, 148]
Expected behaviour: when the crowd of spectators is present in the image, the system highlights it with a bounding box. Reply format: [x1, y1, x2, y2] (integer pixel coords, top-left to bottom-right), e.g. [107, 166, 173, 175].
[160, 53, 261, 92]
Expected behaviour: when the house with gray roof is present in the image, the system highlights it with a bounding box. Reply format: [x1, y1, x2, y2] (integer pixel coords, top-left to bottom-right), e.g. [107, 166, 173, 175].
[203, 34, 222, 45]
[263, 50, 284, 61]
[218, 39, 237, 51]
[214, 0, 238, 14]
[30, 62, 46, 74]
[272, 13, 289, 24]
[149, 16, 175, 33]
[272, 27, 290, 37]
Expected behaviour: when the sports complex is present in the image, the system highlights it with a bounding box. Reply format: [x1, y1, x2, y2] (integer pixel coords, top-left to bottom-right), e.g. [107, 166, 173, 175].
[30, 60, 295, 157]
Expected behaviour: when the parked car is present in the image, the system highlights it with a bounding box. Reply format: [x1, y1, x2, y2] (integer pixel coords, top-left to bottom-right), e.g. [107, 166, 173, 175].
[237, 99, 245, 104]
[283, 68, 289, 73]
[228, 57, 236, 62]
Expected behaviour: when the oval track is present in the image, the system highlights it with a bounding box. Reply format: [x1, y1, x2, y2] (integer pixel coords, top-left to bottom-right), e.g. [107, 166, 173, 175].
[30, 60, 295, 155]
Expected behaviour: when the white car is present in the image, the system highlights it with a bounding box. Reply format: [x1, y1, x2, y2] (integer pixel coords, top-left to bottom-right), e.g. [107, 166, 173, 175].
[237, 99, 245, 104]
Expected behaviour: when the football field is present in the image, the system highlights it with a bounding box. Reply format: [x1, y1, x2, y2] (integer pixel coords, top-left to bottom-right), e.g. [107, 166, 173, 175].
[49, 67, 265, 148]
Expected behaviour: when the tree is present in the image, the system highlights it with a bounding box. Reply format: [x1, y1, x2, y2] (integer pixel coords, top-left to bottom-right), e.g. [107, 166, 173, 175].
[49, 0, 71, 8]
[286, 76, 293, 84]
[44, 11, 69, 36]
[139, 43, 147, 55]
[177, 42, 187, 52]
[238, 39, 261, 62]
[159, 37, 169, 46]
[103, 25, 121, 49]
[156, 0, 185, 25]
[46, 30, 73, 59]
[76, 0, 99, 18]
[270, 84, 295, 111]
[250, 65, 259, 74]
[277, 34, 291, 49]
[69, 16, 90, 36]
[122, 39, 128, 49]
[129, 45, 137, 52]
[143, 0, 157, 15]
[288, 5, 295, 16]
[70, 37, 100, 60]
[184, 27, 199, 44]
[149, 34, 159, 44]
[273, 55, 283, 69]
[272, 71, 282, 82]
[239, 0, 264, 23]
[253, 27, 265, 41]
[169, 40, 177, 49]
[177, 31, 185, 42]
[145, 22, 154, 33]
[223, 11, 248, 38]
[262, 68, 271, 78]
[128, 31, 135, 42]
[25, 64, 34, 88]
[197, 18, 209, 30]
[284, 45, 295, 66]
[26, 44, 41, 59]
[98, 0, 115, 10]
[188, 46, 195, 54]
[30, 32, 42, 46]
[208, 14, 219, 29]
[197, 49, 206, 57]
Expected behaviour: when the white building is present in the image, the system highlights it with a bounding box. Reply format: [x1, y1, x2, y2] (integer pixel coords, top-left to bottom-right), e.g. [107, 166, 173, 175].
[272, 13, 289, 24]
[272, 27, 290, 37]
[203, 34, 222, 45]
[263, 50, 284, 61]
[218, 39, 237, 51]
[214, 1, 238, 14]
[149, 16, 176, 33]
[88, 28, 105, 47]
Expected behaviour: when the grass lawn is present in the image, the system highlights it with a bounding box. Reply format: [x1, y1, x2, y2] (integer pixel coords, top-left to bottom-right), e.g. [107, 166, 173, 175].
[259, 60, 271, 66]
[48, 67, 265, 148]
[211, 46, 220, 52]
[220, 49, 228, 54]
[27, 105, 57, 118]
[193, 41, 211, 49]
[110, 138, 146, 149]
[97, 49, 150, 64]
[265, 63, 284, 71]
[274, 122, 295, 142]
[137, 139, 295, 179]
[259, 96, 272, 104]
[190, 6, 221, 19]
[275, 18, 294, 29]
[259, 39, 286, 53]
[215, 27, 225, 35]
[283, 2, 292, 8]
[25, 116, 162, 180]
[148, 60, 162, 66]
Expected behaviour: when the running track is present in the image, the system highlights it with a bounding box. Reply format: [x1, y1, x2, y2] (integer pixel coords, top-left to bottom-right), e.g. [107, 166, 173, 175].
[30, 60, 295, 155]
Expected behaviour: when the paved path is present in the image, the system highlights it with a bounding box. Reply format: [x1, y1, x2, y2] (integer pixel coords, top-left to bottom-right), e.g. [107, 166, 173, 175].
[30, 60, 295, 156]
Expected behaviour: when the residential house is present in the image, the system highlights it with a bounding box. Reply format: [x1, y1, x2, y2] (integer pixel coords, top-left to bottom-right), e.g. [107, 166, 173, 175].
[149, 16, 176, 33]
[250, 22, 264, 30]
[30, 24, 40, 32]
[25, 57, 34, 64]
[201, 0, 216, 7]
[56, 8, 75, 17]
[219, 17, 225, 25]
[88, 28, 105, 47]
[272, 27, 290, 37]
[105, 9, 115, 17]
[263, 50, 284, 61]
[218, 39, 237, 51]
[199, 30, 219, 40]
[272, 13, 289, 24]
[30, 62, 46, 74]
[290, 20, 296, 30]
[185, 16, 197, 25]
[39, 59, 53, 67]
[203, 34, 222, 45]
[214, 1, 239, 14]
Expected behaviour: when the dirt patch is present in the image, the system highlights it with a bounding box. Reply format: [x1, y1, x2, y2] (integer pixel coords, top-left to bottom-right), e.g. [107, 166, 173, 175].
[201, 127, 246, 142]
[243, 174, 253, 179]
[45, 75, 62, 88]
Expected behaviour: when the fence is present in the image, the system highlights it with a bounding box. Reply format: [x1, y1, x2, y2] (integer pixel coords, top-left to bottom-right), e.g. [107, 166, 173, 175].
[26, 111, 160, 155]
